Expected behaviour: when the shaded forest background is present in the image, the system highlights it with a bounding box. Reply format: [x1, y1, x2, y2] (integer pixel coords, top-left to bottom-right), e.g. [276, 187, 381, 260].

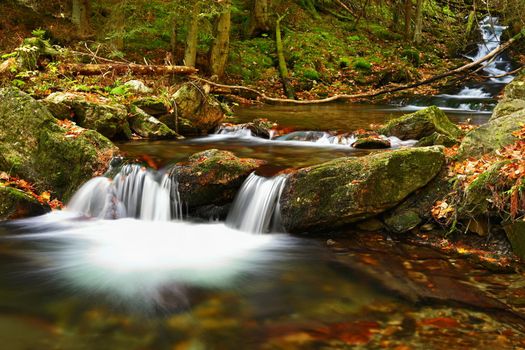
[1, 0, 524, 97]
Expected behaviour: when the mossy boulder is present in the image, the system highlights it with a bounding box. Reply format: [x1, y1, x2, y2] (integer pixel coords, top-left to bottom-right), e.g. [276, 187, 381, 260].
[0, 186, 50, 221]
[503, 222, 525, 260]
[491, 99, 525, 120]
[128, 106, 181, 140]
[382, 168, 452, 233]
[0, 87, 118, 200]
[132, 97, 169, 116]
[503, 74, 525, 101]
[378, 106, 462, 141]
[171, 149, 266, 208]
[458, 109, 525, 159]
[414, 132, 458, 147]
[169, 83, 225, 135]
[44, 92, 132, 140]
[280, 146, 445, 233]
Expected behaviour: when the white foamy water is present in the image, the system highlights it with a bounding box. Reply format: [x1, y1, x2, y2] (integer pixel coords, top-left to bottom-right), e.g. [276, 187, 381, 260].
[438, 87, 492, 99]
[227, 173, 288, 233]
[10, 212, 294, 310]
[208, 128, 416, 148]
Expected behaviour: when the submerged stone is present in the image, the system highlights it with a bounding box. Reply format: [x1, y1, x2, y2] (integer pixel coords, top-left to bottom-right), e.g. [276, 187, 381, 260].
[351, 136, 391, 149]
[171, 149, 266, 208]
[0, 87, 118, 200]
[378, 106, 462, 140]
[280, 146, 445, 233]
[0, 186, 50, 221]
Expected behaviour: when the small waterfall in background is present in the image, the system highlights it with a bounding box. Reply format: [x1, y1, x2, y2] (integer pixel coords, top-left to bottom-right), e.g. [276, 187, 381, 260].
[467, 16, 514, 84]
[226, 173, 288, 233]
[68, 164, 183, 221]
[400, 15, 514, 113]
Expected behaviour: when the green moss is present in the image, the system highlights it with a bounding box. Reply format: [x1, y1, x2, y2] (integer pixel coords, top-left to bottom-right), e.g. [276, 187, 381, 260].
[401, 48, 421, 67]
[353, 57, 372, 71]
[280, 146, 445, 233]
[301, 68, 321, 81]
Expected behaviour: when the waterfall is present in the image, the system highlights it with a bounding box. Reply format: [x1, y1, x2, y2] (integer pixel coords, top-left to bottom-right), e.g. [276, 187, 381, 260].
[468, 16, 514, 84]
[68, 164, 182, 221]
[226, 173, 288, 233]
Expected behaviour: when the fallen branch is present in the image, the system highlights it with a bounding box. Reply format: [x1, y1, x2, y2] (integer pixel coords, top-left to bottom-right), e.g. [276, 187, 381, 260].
[60, 63, 198, 76]
[195, 31, 523, 105]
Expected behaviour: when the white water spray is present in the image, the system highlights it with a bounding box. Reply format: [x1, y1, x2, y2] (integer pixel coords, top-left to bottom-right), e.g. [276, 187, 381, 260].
[68, 164, 182, 221]
[226, 173, 288, 233]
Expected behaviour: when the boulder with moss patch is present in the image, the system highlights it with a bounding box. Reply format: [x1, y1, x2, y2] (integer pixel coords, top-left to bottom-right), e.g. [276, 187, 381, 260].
[458, 109, 525, 159]
[0, 186, 50, 221]
[168, 83, 225, 135]
[378, 106, 462, 141]
[0, 87, 118, 200]
[129, 106, 181, 140]
[280, 146, 445, 233]
[44, 92, 132, 139]
[171, 149, 266, 208]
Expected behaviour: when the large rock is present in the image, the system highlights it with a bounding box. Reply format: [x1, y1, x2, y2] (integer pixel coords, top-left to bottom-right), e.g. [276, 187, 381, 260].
[458, 109, 525, 159]
[128, 106, 181, 140]
[378, 106, 462, 141]
[504, 222, 525, 260]
[0, 88, 118, 200]
[44, 92, 132, 139]
[168, 83, 225, 135]
[280, 146, 445, 233]
[491, 73, 525, 120]
[0, 186, 50, 221]
[382, 168, 452, 233]
[171, 149, 265, 208]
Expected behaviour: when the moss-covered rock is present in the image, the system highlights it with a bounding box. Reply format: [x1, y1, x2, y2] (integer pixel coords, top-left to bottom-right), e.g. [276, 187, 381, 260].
[280, 146, 445, 233]
[378, 106, 462, 140]
[44, 92, 132, 140]
[129, 106, 181, 140]
[169, 83, 225, 135]
[382, 168, 452, 233]
[132, 97, 169, 116]
[0, 87, 118, 200]
[458, 109, 525, 159]
[171, 149, 266, 208]
[503, 222, 525, 259]
[414, 132, 458, 147]
[0, 186, 50, 221]
[491, 99, 525, 120]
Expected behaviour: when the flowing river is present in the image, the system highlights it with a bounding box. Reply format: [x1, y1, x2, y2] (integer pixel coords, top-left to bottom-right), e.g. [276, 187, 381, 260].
[0, 16, 524, 350]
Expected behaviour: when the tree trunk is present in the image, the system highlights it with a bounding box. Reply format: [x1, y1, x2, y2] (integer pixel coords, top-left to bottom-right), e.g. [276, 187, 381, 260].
[276, 14, 295, 99]
[184, 3, 200, 67]
[60, 63, 198, 76]
[404, 0, 412, 40]
[209, 0, 231, 79]
[413, 0, 423, 44]
[171, 14, 178, 61]
[72, 0, 90, 36]
[248, 0, 270, 36]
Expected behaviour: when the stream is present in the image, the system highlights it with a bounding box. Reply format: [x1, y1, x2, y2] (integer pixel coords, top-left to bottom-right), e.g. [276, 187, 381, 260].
[0, 16, 523, 350]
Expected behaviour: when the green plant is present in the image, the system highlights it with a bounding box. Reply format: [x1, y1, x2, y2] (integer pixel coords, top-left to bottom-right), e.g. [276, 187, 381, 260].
[339, 57, 352, 68]
[301, 68, 321, 81]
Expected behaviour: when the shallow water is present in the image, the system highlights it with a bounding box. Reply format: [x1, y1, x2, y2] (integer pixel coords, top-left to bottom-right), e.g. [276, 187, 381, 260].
[118, 103, 487, 169]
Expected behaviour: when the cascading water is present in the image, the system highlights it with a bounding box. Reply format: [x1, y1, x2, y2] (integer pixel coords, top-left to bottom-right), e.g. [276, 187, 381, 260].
[226, 173, 288, 233]
[401, 16, 514, 113]
[211, 127, 416, 148]
[68, 164, 183, 221]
